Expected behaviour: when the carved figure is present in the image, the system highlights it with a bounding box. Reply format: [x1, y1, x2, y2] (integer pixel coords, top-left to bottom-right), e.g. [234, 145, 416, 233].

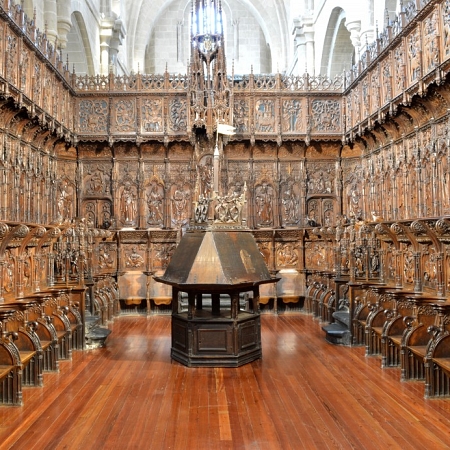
[125, 246, 144, 268]
[3, 251, 14, 293]
[121, 182, 137, 223]
[282, 186, 298, 223]
[199, 157, 213, 196]
[147, 184, 164, 225]
[88, 169, 105, 194]
[57, 181, 72, 221]
[67, 243, 79, 276]
[408, 33, 421, 82]
[195, 194, 210, 223]
[99, 248, 114, 269]
[278, 244, 298, 266]
[255, 183, 273, 225]
[404, 250, 415, 284]
[172, 188, 189, 224]
[354, 247, 364, 276]
[348, 186, 362, 220]
[214, 190, 242, 224]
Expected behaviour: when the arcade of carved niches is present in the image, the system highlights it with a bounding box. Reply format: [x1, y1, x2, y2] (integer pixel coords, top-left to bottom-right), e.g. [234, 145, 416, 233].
[2, 0, 450, 404]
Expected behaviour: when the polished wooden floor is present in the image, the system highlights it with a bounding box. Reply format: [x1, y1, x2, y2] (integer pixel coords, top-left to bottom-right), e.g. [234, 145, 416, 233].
[1, 314, 450, 450]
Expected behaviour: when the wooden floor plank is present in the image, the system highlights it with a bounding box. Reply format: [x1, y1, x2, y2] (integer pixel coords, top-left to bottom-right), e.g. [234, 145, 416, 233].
[1, 314, 450, 449]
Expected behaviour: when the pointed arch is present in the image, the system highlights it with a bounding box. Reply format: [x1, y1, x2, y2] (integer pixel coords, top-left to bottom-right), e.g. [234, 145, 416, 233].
[320, 8, 353, 78]
[65, 12, 95, 76]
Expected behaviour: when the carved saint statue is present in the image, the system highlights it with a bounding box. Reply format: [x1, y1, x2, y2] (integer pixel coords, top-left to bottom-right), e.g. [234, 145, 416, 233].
[282, 186, 298, 223]
[171, 188, 190, 225]
[57, 181, 72, 221]
[255, 182, 274, 225]
[121, 182, 137, 223]
[348, 186, 362, 220]
[195, 194, 210, 223]
[147, 184, 164, 225]
[199, 157, 213, 196]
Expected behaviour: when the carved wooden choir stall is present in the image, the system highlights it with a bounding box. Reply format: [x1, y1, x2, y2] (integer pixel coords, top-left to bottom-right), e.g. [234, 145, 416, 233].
[2, 0, 450, 402]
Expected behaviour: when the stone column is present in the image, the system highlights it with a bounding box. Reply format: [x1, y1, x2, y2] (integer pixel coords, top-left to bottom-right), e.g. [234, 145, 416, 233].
[292, 18, 305, 76]
[44, 0, 58, 46]
[233, 19, 239, 61]
[359, 0, 375, 49]
[345, 20, 361, 51]
[100, 31, 111, 75]
[304, 28, 315, 75]
[57, 0, 72, 49]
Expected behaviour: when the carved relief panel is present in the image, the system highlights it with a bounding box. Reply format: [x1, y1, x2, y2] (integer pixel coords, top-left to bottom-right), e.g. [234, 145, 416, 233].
[118, 180, 138, 227]
[255, 99, 275, 132]
[304, 241, 327, 270]
[112, 98, 136, 133]
[407, 28, 422, 84]
[402, 243, 415, 287]
[276, 241, 299, 269]
[5, 31, 18, 86]
[380, 58, 392, 105]
[310, 99, 341, 133]
[141, 98, 163, 133]
[84, 164, 111, 197]
[423, 11, 439, 74]
[282, 98, 303, 133]
[306, 162, 335, 196]
[78, 99, 109, 134]
[150, 241, 176, 273]
[96, 242, 117, 273]
[168, 97, 187, 133]
[122, 243, 146, 271]
[233, 99, 250, 133]
[81, 157, 113, 228]
[148, 230, 178, 275]
[393, 45, 406, 99]
[32, 59, 42, 105]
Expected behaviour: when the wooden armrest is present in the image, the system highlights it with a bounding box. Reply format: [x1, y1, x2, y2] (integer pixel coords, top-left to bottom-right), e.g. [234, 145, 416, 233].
[0, 365, 14, 378]
[20, 351, 36, 365]
[40, 340, 52, 350]
[388, 335, 402, 345]
[433, 358, 450, 373]
[407, 345, 428, 357]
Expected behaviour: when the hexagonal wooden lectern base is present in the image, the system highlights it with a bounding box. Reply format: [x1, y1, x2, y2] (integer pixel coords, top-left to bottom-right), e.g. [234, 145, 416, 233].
[154, 229, 277, 368]
[171, 309, 261, 367]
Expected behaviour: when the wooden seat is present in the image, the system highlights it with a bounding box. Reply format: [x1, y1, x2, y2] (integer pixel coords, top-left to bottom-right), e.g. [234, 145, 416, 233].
[0, 364, 18, 404]
[401, 305, 438, 381]
[0, 332, 22, 406]
[38, 297, 72, 361]
[424, 324, 450, 398]
[0, 302, 43, 386]
[380, 296, 414, 368]
[26, 306, 60, 372]
[353, 296, 372, 346]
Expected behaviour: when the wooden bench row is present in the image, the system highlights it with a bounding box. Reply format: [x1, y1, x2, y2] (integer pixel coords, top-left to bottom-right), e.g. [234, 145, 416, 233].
[0, 292, 83, 406]
[348, 284, 450, 398]
[306, 272, 450, 399]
